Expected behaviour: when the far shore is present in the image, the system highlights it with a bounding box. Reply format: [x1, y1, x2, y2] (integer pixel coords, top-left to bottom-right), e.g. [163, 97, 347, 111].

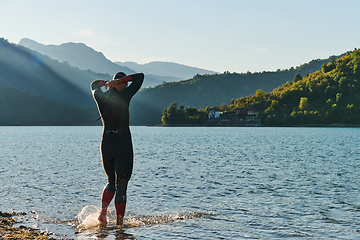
[154, 123, 360, 128]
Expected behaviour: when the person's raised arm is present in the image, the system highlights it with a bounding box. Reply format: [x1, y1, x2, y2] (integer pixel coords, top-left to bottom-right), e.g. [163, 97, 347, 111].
[125, 73, 144, 96]
[105, 73, 143, 88]
[91, 80, 107, 93]
[106, 73, 144, 97]
[126, 73, 144, 86]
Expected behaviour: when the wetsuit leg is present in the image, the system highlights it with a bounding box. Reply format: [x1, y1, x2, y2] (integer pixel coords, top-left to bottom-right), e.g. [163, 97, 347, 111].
[101, 182, 115, 207]
[100, 140, 117, 207]
[114, 142, 134, 225]
[98, 138, 117, 223]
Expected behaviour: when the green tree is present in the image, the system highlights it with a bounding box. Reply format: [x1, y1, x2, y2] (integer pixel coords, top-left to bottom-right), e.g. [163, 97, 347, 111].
[185, 106, 202, 124]
[255, 89, 266, 99]
[220, 103, 229, 112]
[293, 73, 302, 82]
[299, 97, 309, 110]
[161, 102, 185, 124]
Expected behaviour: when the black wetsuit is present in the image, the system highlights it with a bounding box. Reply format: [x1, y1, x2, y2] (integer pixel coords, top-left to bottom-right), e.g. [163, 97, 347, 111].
[91, 73, 144, 207]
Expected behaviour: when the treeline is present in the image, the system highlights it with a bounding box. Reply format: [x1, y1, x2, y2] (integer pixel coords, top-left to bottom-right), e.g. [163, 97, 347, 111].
[161, 49, 360, 126]
[161, 103, 205, 125]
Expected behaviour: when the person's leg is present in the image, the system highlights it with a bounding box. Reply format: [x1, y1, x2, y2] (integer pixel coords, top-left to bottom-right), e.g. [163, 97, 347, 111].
[114, 179, 128, 225]
[98, 140, 116, 224]
[114, 144, 133, 225]
[98, 182, 115, 224]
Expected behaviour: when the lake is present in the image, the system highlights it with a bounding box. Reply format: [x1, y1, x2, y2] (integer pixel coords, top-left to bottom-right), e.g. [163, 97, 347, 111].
[1, 126, 359, 239]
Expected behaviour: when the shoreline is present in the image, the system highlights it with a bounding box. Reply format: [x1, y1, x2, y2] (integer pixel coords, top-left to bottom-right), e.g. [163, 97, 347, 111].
[154, 123, 360, 127]
[0, 211, 57, 240]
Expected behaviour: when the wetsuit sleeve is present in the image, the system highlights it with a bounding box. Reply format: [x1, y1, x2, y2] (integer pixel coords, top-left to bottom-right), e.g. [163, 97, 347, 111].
[91, 80, 107, 92]
[124, 73, 144, 98]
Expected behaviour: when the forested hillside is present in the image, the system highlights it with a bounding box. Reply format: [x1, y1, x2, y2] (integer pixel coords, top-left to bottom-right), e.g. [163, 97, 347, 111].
[0, 84, 95, 125]
[130, 55, 345, 125]
[231, 49, 360, 126]
[159, 49, 360, 126]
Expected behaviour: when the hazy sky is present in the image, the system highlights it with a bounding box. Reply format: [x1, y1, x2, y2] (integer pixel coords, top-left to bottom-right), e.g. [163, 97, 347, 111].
[1, 0, 360, 73]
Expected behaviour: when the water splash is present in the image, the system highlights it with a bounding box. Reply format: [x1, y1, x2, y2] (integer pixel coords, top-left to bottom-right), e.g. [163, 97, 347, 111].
[76, 205, 101, 230]
[124, 212, 212, 228]
[75, 205, 212, 230]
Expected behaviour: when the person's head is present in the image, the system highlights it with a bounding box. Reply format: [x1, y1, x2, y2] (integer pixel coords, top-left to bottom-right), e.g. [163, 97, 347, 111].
[113, 72, 127, 91]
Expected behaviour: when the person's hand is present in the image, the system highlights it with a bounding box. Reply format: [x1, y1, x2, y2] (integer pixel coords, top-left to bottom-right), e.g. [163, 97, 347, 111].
[105, 80, 121, 89]
[98, 80, 106, 88]
[105, 80, 115, 89]
[105, 81, 110, 90]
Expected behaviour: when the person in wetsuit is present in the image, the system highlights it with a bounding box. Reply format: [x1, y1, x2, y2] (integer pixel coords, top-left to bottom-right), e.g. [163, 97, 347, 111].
[91, 72, 144, 225]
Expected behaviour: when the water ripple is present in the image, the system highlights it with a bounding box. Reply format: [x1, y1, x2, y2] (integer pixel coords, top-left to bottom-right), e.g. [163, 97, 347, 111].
[0, 126, 360, 239]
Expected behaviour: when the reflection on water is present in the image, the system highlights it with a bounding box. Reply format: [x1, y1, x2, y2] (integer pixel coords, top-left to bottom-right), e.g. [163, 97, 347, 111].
[1, 126, 360, 239]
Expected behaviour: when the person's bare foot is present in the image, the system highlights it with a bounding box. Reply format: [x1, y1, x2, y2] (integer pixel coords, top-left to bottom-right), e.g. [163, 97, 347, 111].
[116, 215, 124, 226]
[98, 210, 108, 225]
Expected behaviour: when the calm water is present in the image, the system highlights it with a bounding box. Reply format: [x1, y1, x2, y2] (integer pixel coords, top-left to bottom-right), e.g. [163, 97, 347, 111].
[1, 126, 360, 239]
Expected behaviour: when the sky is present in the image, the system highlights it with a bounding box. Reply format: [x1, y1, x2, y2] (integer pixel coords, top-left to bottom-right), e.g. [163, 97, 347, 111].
[1, 0, 360, 73]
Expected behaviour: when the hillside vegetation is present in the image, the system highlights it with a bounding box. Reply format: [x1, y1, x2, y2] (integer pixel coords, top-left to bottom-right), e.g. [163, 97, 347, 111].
[0, 84, 95, 125]
[130, 55, 344, 125]
[161, 49, 360, 126]
[239, 49, 360, 126]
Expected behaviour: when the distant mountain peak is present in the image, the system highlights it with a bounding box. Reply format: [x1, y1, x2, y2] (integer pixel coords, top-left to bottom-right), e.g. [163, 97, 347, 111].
[18, 38, 218, 86]
[116, 60, 218, 79]
[18, 38, 134, 75]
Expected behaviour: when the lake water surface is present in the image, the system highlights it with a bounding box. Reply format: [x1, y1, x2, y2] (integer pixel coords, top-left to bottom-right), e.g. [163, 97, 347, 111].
[1, 126, 359, 239]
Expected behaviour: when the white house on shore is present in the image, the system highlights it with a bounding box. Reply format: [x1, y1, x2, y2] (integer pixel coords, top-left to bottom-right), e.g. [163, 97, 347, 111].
[208, 108, 221, 119]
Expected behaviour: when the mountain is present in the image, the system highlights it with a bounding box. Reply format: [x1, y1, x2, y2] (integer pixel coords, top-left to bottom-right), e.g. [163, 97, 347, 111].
[18, 38, 186, 88]
[116, 61, 218, 79]
[18, 38, 134, 76]
[0, 38, 104, 125]
[18, 38, 218, 88]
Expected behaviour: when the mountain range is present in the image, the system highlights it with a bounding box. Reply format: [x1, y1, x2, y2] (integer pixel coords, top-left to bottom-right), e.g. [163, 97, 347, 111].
[0, 37, 347, 125]
[116, 61, 218, 79]
[18, 38, 218, 88]
[0, 38, 103, 125]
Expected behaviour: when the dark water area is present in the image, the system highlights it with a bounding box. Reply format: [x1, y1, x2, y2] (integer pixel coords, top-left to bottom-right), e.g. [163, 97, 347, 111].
[1, 126, 359, 239]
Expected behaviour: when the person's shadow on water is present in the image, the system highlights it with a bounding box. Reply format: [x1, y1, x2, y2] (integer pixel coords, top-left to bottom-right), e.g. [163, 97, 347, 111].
[115, 229, 137, 240]
[95, 228, 136, 240]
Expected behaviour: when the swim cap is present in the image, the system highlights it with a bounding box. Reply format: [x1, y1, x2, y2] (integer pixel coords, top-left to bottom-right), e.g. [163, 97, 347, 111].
[113, 72, 127, 79]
